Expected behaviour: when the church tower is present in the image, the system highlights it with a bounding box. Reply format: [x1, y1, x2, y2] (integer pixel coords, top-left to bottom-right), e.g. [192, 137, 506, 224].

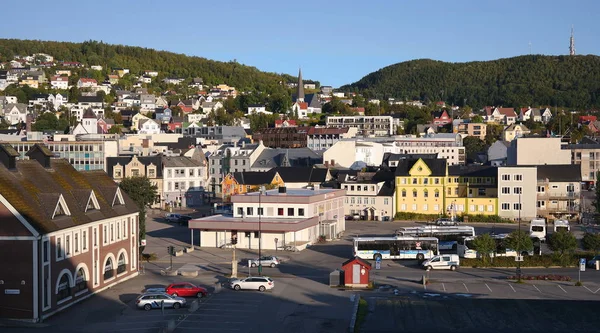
[569, 25, 576, 56]
[296, 68, 305, 102]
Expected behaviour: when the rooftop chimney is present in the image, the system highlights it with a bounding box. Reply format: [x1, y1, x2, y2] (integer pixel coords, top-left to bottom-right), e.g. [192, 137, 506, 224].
[0, 143, 19, 170]
[26, 143, 53, 168]
[278, 186, 287, 194]
[314, 184, 320, 191]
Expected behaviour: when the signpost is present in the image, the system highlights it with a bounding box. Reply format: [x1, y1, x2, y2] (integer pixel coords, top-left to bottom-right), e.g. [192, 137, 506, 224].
[579, 258, 586, 284]
[375, 256, 381, 270]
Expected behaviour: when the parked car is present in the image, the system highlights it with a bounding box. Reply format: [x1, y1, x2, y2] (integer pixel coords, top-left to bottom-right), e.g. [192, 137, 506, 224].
[165, 282, 208, 298]
[230, 276, 274, 292]
[435, 218, 459, 226]
[422, 254, 460, 271]
[136, 292, 186, 311]
[165, 213, 192, 224]
[587, 255, 600, 268]
[249, 256, 280, 268]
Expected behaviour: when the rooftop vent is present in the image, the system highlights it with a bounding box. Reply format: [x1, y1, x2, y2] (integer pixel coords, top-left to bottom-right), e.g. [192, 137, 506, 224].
[278, 186, 287, 194]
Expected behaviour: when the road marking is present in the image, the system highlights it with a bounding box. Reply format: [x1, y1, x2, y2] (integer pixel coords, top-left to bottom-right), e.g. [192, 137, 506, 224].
[485, 284, 493, 293]
[533, 285, 541, 293]
[583, 286, 595, 294]
[176, 328, 241, 331]
[595, 288, 600, 294]
[442, 283, 446, 292]
[463, 283, 469, 292]
[558, 285, 567, 293]
[509, 284, 516, 293]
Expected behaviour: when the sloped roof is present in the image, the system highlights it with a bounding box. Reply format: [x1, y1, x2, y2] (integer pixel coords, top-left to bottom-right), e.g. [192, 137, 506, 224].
[448, 165, 498, 178]
[82, 107, 96, 119]
[162, 155, 204, 168]
[268, 167, 329, 183]
[106, 155, 163, 178]
[251, 148, 322, 169]
[497, 107, 517, 117]
[232, 170, 277, 185]
[394, 158, 447, 177]
[0, 159, 138, 234]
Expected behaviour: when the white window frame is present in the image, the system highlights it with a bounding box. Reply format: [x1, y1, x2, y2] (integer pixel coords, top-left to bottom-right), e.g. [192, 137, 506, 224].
[501, 187, 510, 195]
[501, 203, 510, 211]
[103, 225, 108, 245]
[56, 235, 64, 261]
[487, 205, 493, 212]
[65, 233, 72, 258]
[74, 231, 80, 254]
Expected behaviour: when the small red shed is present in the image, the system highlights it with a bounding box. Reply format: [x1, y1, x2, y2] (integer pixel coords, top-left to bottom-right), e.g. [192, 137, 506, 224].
[342, 257, 372, 288]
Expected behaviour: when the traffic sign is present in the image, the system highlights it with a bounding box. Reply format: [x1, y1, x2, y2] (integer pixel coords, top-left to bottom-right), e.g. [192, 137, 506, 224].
[580, 258, 586, 272]
[375, 256, 382, 263]
[375, 261, 381, 270]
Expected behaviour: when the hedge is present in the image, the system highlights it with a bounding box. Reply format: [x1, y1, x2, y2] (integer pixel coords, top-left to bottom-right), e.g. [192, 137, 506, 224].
[462, 252, 597, 268]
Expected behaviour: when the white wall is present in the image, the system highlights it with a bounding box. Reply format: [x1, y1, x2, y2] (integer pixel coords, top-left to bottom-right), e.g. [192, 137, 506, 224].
[323, 140, 356, 168]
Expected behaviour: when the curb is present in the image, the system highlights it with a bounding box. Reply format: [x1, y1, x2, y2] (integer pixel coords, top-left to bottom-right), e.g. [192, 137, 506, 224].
[348, 294, 360, 333]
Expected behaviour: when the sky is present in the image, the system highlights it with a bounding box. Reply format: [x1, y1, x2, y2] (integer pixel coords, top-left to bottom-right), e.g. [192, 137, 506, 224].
[1, 0, 599, 87]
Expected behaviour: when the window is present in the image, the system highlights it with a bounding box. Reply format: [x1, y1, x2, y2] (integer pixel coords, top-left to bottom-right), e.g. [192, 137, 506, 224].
[469, 205, 475, 212]
[74, 268, 87, 294]
[117, 253, 127, 274]
[487, 205, 493, 212]
[237, 207, 244, 216]
[384, 198, 389, 205]
[423, 178, 429, 185]
[254, 231, 260, 238]
[434, 204, 439, 211]
[501, 174, 510, 181]
[501, 187, 510, 194]
[411, 204, 417, 211]
[478, 205, 484, 212]
[357, 197, 362, 204]
[298, 208, 305, 216]
[357, 186, 361, 191]
[401, 178, 406, 184]
[514, 174, 522, 181]
[131, 169, 140, 176]
[123, 221, 126, 238]
[57, 274, 71, 302]
[258, 207, 263, 216]
[148, 169, 155, 178]
[478, 188, 486, 196]
[288, 208, 294, 216]
[104, 258, 114, 281]
[74, 233, 79, 253]
[423, 190, 428, 198]
[537, 186, 545, 193]
[351, 197, 355, 204]
[65, 235, 70, 256]
[401, 190, 406, 197]
[513, 187, 522, 194]
[110, 224, 114, 241]
[246, 207, 253, 216]
[567, 185, 575, 192]
[43, 240, 49, 263]
[501, 203, 510, 210]
[103, 225, 107, 245]
[454, 188, 459, 195]
[350, 186, 355, 191]
[537, 200, 546, 208]
[412, 178, 417, 184]
[412, 190, 417, 198]
[93, 229, 97, 247]
[82, 231, 87, 250]
[447, 188, 452, 195]
[434, 190, 440, 198]
[371, 198, 375, 205]
[423, 204, 428, 211]
[401, 204, 406, 211]
[513, 203, 522, 210]
[114, 169, 122, 178]
[278, 208, 284, 216]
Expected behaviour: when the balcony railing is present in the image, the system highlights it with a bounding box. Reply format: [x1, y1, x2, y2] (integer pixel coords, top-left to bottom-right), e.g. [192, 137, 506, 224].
[536, 192, 579, 199]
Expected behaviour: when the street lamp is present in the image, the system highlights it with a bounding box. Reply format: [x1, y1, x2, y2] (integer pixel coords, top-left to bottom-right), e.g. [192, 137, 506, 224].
[517, 192, 522, 281]
[258, 186, 265, 275]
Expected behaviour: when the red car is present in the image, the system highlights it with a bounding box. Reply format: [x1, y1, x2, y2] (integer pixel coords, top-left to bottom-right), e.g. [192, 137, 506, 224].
[165, 282, 208, 298]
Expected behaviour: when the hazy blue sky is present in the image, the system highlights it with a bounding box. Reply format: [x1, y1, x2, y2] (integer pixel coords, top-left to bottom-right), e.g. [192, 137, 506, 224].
[1, 0, 598, 87]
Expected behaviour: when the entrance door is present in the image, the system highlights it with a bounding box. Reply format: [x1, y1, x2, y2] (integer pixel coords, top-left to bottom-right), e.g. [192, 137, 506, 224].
[352, 264, 361, 284]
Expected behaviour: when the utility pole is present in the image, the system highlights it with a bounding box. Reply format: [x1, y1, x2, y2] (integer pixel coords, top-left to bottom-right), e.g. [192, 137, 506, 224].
[258, 186, 265, 275]
[517, 193, 522, 282]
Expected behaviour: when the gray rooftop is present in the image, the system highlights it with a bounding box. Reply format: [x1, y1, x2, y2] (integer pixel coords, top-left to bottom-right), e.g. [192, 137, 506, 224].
[244, 188, 338, 197]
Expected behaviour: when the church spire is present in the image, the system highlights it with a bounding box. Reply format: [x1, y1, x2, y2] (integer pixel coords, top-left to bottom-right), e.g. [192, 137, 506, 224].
[569, 25, 576, 56]
[297, 67, 305, 102]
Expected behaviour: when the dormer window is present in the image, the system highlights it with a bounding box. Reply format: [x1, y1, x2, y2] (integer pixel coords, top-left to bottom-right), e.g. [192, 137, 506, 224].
[113, 188, 125, 206]
[53, 194, 71, 219]
[86, 191, 100, 212]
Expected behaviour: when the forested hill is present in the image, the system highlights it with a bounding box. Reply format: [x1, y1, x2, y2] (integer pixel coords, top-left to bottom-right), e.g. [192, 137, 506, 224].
[340, 55, 600, 108]
[0, 39, 311, 93]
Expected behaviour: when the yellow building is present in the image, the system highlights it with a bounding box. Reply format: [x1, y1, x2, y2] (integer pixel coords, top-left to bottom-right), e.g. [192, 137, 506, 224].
[19, 77, 39, 89]
[395, 158, 498, 217]
[221, 170, 284, 201]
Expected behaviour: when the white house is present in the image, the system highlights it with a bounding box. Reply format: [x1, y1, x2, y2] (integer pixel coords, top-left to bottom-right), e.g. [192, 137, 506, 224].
[50, 76, 69, 90]
[246, 104, 272, 115]
[3, 103, 28, 125]
[188, 187, 346, 251]
[48, 94, 66, 110]
[138, 118, 161, 134]
[90, 65, 103, 71]
[144, 70, 159, 77]
[201, 101, 223, 115]
[162, 156, 206, 208]
[72, 108, 99, 135]
[77, 78, 98, 88]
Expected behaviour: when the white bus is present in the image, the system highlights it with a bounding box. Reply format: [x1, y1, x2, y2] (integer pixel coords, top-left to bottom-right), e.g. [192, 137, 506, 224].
[396, 226, 475, 251]
[353, 236, 439, 261]
[458, 234, 530, 258]
[553, 220, 570, 233]
[530, 218, 547, 242]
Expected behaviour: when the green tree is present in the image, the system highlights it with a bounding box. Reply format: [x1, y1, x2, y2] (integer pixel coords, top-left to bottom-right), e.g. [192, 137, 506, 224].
[548, 230, 577, 257]
[0, 118, 9, 129]
[471, 115, 483, 123]
[505, 230, 534, 255]
[119, 176, 158, 247]
[582, 233, 600, 253]
[32, 112, 65, 132]
[485, 124, 504, 145]
[108, 125, 122, 134]
[471, 233, 496, 265]
[462, 136, 487, 163]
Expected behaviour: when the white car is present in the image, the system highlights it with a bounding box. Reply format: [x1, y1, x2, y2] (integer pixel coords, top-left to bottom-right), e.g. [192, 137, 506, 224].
[422, 254, 460, 271]
[435, 218, 458, 226]
[230, 276, 274, 292]
[249, 256, 280, 268]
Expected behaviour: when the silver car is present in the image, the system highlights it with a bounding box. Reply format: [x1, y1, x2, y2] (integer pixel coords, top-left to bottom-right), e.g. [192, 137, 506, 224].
[230, 276, 274, 292]
[249, 256, 280, 268]
[136, 292, 186, 311]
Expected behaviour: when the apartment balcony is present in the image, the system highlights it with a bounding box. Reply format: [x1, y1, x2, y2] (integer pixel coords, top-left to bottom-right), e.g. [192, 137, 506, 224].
[536, 192, 579, 200]
[538, 206, 579, 214]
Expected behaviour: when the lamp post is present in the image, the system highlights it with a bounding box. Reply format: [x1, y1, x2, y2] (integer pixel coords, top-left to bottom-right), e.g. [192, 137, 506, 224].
[258, 186, 265, 275]
[517, 192, 522, 281]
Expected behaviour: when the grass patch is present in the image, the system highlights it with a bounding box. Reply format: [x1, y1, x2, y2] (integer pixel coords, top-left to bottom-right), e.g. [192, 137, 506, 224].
[354, 298, 368, 333]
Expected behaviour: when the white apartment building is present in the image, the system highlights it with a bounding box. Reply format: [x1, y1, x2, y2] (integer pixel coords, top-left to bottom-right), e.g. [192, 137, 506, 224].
[497, 166, 537, 220]
[306, 127, 358, 151]
[188, 187, 346, 251]
[507, 137, 570, 166]
[324, 134, 465, 169]
[326, 116, 394, 136]
[341, 172, 395, 221]
[162, 156, 207, 207]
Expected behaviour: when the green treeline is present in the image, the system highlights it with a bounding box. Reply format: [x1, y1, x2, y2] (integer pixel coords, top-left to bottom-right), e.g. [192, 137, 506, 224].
[340, 55, 600, 108]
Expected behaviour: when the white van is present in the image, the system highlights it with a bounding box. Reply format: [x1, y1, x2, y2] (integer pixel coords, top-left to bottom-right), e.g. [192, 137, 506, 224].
[529, 218, 547, 242]
[553, 219, 570, 233]
[422, 254, 460, 271]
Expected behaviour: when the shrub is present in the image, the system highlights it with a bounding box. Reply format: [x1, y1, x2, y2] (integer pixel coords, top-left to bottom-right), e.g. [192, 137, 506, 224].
[462, 253, 581, 268]
[142, 253, 158, 262]
[318, 235, 327, 243]
[582, 233, 600, 252]
[505, 274, 571, 281]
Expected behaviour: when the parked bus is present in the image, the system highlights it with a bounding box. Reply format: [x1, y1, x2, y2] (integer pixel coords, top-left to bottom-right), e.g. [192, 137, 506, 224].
[396, 226, 475, 251]
[458, 234, 531, 258]
[553, 220, 570, 233]
[530, 218, 547, 242]
[353, 236, 439, 261]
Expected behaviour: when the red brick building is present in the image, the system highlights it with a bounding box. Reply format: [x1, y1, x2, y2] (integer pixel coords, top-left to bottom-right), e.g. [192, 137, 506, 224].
[0, 143, 140, 322]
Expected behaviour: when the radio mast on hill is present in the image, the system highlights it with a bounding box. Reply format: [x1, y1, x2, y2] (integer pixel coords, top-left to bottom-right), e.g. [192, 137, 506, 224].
[569, 25, 576, 56]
